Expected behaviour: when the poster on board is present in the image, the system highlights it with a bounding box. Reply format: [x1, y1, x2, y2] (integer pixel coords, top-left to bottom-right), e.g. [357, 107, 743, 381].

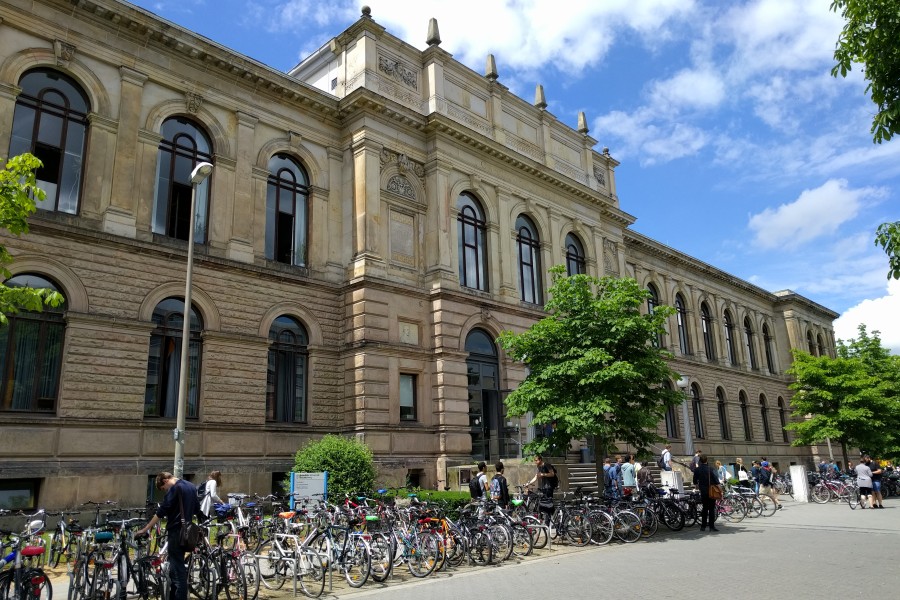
[289, 471, 327, 508]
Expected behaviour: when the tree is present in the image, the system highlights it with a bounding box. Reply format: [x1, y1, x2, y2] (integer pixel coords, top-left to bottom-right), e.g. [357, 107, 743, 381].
[875, 221, 900, 280]
[496, 266, 682, 484]
[292, 434, 376, 499]
[831, 0, 900, 144]
[0, 153, 65, 323]
[786, 325, 900, 466]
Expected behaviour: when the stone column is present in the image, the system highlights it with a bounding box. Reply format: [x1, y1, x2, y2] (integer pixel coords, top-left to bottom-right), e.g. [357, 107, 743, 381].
[226, 111, 258, 263]
[350, 133, 383, 270]
[424, 162, 454, 285]
[323, 147, 344, 273]
[496, 186, 517, 299]
[82, 113, 118, 223]
[104, 67, 148, 238]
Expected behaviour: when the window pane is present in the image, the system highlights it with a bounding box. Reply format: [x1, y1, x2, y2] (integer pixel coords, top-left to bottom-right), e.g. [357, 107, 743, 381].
[58, 122, 85, 214]
[9, 105, 35, 156]
[400, 374, 416, 421]
[7, 321, 40, 410]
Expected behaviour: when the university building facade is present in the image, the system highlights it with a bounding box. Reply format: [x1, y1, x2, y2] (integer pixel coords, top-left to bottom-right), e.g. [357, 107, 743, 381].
[0, 0, 837, 508]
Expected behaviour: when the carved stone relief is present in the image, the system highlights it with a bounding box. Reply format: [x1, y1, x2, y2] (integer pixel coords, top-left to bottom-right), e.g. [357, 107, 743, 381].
[378, 55, 418, 90]
[380, 149, 425, 180]
[386, 175, 415, 200]
[593, 165, 606, 187]
[185, 92, 203, 114]
[54, 40, 76, 66]
[603, 239, 619, 275]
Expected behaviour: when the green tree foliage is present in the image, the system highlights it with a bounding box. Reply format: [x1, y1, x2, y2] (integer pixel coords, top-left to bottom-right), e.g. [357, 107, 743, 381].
[497, 266, 682, 459]
[831, 0, 900, 144]
[0, 153, 65, 323]
[292, 434, 376, 500]
[875, 220, 900, 280]
[786, 325, 900, 464]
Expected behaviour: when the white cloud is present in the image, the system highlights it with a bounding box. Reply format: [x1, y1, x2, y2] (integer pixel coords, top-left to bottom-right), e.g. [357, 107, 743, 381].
[747, 179, 883, 249]
[834, 279, 900, 355]
[650, 68, 725, 111]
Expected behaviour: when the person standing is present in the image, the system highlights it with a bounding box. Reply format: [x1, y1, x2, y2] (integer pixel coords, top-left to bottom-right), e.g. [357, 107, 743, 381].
[621, 454, 637, 496]
[759, 461, 782, 510]
[715, 460, 728, 486]
[200, 470, 223, 518]
[137, 473, 202, 600]
[735, 457, 750, 485]
[691, 449, 702, 473]
[525, 454, 557, 524]
[855, 460, 874, 509]
[476, 461, 489, 496]
[867, 456, 885, 508]
[490, 461, 510, 509]
[692, 454, 720, 532]
[751, 461, 761, 493]
[661, 444, 673, 471]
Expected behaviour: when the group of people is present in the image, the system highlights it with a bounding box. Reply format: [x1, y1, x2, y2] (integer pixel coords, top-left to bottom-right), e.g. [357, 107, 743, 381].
[853, 455, 886, 509]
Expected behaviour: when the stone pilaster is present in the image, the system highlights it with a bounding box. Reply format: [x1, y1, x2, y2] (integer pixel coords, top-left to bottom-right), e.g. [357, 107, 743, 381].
[83, 113, 118, 222]
[0, 82, 20, 159]
[226, 111, 258, 263]
[134, 129, 164, 240]
[349, 133, 384, 276]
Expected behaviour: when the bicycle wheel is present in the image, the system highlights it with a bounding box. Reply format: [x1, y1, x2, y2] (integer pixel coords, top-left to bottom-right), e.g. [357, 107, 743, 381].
[238, 552, 260, 600]
[296, 549, 325, 599]
[810, 483, 831, 504]
[18, 569, 53, 600]
[522, 516, 548, 550]
[467, 530, 492, 566]
[68, 555, 90, 600]
[254, 539, 285, 590]
[563, 513, 593, 547]
[187, 553, 216, 600]
[444, 529, 467, 568]
[133, 556, 163, 600]
[222, 554, 247, 600]
[848, 488, 859, 510]
[406, 532, 438, 578]
[488, 524, 513, 562]
[368, 534, 394, 582]
[633, 506, 659, 539]
[659, 503, 685, 531]
[718, 497, 745, 523]
[48, 532, 64, 568]
[510, 523, 533, 557]
[745, 496, 763, 518]
[89, 565, 118, 600]
[613, 511, 642, 544]
[758, 495, 777, 517]
[586, 510, 614, 546]
[341, 536, 370, 588]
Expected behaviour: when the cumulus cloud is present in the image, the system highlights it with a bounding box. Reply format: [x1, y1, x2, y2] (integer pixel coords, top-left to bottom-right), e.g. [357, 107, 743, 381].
[834, 279, 900, 355]
[650, 68, 725, 111]
[747, 179, 884, 249]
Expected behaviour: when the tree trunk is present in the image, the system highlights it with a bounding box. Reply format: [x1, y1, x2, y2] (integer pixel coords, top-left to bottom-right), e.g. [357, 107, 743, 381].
[841, 440, 849, 471]
[593, 435, 607, 490]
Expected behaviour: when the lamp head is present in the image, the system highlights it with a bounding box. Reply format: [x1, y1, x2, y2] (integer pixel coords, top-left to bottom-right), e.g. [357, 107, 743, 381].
[191, 162, 214, 184]
[676, 376, 689, 390]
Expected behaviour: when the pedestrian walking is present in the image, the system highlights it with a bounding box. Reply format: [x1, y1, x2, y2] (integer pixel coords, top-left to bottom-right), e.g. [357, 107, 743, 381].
[692, 454, 720, 532]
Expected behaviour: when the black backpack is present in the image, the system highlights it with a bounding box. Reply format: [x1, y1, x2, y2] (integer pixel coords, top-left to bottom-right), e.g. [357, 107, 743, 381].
[657, 454, 666, 469]
[544, 462, 559, 491]
[197, 480, 208, 499]
[469, 475, 483, 498]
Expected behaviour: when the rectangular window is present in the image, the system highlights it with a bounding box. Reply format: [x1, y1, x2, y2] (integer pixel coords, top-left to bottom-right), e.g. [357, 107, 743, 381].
[0, 479, 41, 510]
[400, 374, 417, 421]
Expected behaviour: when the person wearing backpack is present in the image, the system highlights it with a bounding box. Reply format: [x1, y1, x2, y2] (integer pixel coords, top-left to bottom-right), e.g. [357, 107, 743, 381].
[525, 454, 557, 524]
[469, 462, 488, 499]
[490, 461, 510, 508]
[200, 470, 223, 517]
[659, 444, 672, 471]
[759, 461, 782, 510]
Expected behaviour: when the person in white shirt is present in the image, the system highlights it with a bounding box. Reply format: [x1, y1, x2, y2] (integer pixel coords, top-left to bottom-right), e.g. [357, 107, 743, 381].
[200, 470, 223, 517]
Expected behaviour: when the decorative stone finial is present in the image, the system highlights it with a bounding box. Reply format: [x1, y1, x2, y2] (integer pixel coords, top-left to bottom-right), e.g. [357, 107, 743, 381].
[577, 111, 589, 134]
[485, 54, 498, 81]
[534, 84, 547, 109]
[361, 5, 371, 18]
[602, 147, 610, 155]
[426, 18, 441, 46]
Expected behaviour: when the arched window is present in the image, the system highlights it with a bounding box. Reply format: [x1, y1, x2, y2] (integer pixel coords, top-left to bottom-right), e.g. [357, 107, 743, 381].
[266, 316, 309, 423]
[817, 334, 826, 358]
[145, 298, 203, 418]
[564, 233, 586, 276]
[647, 284, 664, 348]
[763, 324, 776, 374]
[716, 388, 730, 440]
[153, 117, 214, 242]
[516, 215, 542, 304]
[9, 68, 90, 214]
[739, 391, 752, 441]
[675, 293, 691, 355]
[759, 395, 771, 442]
[724, 310, 738, 366]
[663, 381, 679, 439]
[0, 274, 66, 412]
[457, 193, 488, 291]
[807, 330, 816, 355]
[700, 302, 716, 360]
[265, 154, 309, 266]
[691, 383, 704, 439]
[777, 397, 788, 443]
[466, 328, 508, 460]
[744, 316, 758, 370]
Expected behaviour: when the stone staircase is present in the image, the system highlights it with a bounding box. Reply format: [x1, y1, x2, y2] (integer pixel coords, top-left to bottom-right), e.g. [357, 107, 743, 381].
[560, 458, 666, 495]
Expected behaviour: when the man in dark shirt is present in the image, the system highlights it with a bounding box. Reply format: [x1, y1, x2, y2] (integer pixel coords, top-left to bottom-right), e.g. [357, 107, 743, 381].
[692, 453, 720, 532]
[137, 472, 202, 600]
[867, 456, 885, 508]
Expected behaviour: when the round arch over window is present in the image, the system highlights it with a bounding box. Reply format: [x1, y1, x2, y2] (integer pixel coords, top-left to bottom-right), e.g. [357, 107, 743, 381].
[0, 273, 66, 413]
[144, 297, 203, 419]
[266, 315, 309, 423]
[690, 383, 704, 439]
[744, 316, 758, 370]
[11, 68, 90, 215]
[564, 232, 586, 276]
[700, 302, 716, 361]
[739, 391, 752, 441]
[777, 397, 788, 443]
[265, 153, 310, 266]
[515, 214, 542, 305]
[716, 387, 730, 440]
[647, 283, 664, 348]
[675, 293, 691, 356]
[457, 193, 488, 291]
[759, 394, 771, 441]
[762, 323, 776, 374]
[724, 310, 738, 366]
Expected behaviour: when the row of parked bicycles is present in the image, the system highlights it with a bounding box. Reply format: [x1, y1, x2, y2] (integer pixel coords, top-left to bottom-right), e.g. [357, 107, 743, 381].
[0, 478, 792, 600]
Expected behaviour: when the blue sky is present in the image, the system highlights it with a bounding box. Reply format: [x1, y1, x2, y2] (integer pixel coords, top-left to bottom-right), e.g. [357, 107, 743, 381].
[128, 0, 900, 353]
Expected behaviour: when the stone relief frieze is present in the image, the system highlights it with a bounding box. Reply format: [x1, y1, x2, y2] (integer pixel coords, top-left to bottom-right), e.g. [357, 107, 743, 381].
[555, 160, 582, 182]
[378, 56, 418, 90]
[447, 104, 492, 136]
[386, 175, 416, 200]
[185, 92, 203, 114]
[380, 148, 425, 181]
[377, 78, 420, 108]
[603, 239, 619, 275]
[593, 165, 606, 186]
[508, 135, 545, 162]
[54, 40, 76, 66]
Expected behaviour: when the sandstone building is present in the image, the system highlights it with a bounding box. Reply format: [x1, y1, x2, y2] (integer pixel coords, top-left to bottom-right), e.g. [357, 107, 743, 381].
[0, 0, 837, 508]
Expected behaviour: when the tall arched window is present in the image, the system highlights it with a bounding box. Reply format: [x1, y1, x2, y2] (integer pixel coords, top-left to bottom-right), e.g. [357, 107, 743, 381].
[817, 334, 826, 358]
[807, 330, 816, 355]
[763, 324, 776, 374]
[777, 397, 788, 443]
[647, 284, 664, 348]
[760, 395, 771, 442]
[266, 316, 309, 423]
[739, 391, 752, 441]
[516, 214, 542, 304]
[466, 328, 508, 460]
[564, 233, 586, 276]
[700, 302, 716, 360]
[716, 388, 730, 440]
[0, 274, 66, 412]
[457, 193, 488, 291]
[153, 117, 214, 242]
[675, 293, 691, 355]
[265, 154, 309, 266]
[9, 68, 90, 214]
[724, 310, 738, 366]
[691, 383, 704, 439]
[145, 298, 203, 419]
[744, 316, 758, 370]
[664, 381, 679, 439]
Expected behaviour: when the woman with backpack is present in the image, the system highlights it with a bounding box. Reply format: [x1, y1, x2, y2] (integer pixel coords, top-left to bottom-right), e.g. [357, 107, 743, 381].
[200, 470, 223, 517]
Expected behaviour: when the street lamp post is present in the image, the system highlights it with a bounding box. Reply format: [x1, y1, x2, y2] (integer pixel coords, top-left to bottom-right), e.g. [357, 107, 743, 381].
[676, 375, 694, 456]
[173, 161, 213, 478]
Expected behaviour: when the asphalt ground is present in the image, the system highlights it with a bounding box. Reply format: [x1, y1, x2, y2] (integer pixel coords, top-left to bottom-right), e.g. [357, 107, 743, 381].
[43, 495, 899, 600]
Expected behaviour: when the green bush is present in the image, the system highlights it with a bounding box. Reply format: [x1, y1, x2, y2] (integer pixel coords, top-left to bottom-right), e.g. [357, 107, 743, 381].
[292, 435, 376, 500]
[379, 489, 471, 520]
